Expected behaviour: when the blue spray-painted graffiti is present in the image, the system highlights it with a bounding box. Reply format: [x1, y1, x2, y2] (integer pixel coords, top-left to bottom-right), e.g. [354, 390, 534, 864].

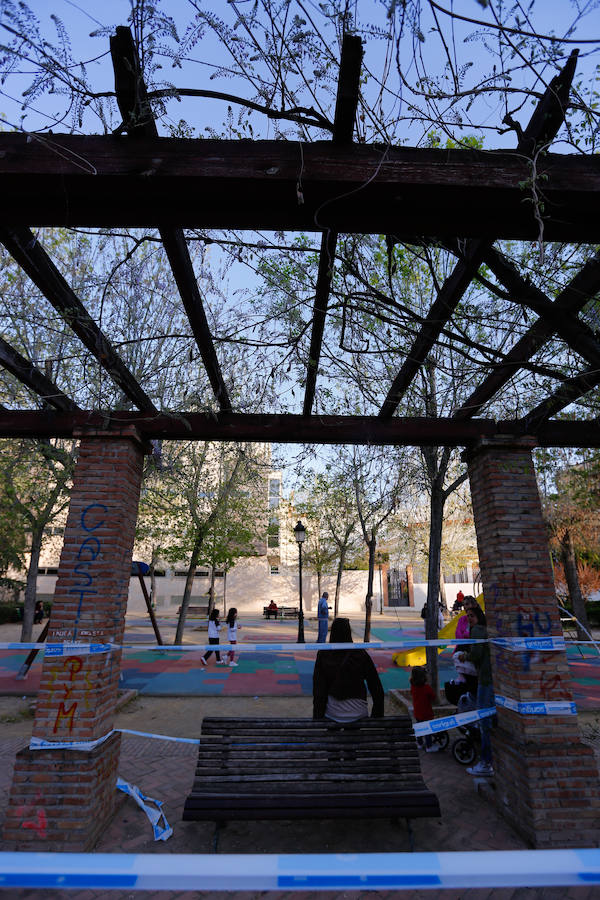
[69, 503, 107, 640]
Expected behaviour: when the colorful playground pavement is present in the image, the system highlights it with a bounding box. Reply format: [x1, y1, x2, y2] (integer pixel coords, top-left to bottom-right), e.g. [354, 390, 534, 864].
[1, 613, 600, 708]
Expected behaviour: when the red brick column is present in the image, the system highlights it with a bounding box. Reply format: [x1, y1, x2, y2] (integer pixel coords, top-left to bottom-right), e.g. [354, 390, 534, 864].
[466, 437, 600, 848]
[3, 428, 149, 851]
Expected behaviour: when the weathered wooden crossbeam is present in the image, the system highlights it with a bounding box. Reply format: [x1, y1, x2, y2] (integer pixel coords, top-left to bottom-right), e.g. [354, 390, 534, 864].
[0, 135, 598, 240]
[0, 410, 599, 447]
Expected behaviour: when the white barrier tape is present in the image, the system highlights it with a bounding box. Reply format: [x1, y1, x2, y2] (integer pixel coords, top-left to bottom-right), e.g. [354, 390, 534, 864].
[0, 849, 598, 890]
[29, 732, 113, 752]
[29, 727, 199, 751]
[413, 707, 496, 736]
[492, 636, 565, 651]
[116, 777, 173, 842]
[116, 728, 200, 745]
[495, 695, 577, 716]
[0, 642, 113, 655]
[118, 638, 488, 652]
[0, 636, 572, 654]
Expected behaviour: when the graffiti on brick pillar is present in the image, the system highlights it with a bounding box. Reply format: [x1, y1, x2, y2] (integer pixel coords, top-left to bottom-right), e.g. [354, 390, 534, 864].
[52, 655, 83, 734]
[70, 503, 107, 640]
[17, 791, 47, 838]
[517, 606, 553, 673]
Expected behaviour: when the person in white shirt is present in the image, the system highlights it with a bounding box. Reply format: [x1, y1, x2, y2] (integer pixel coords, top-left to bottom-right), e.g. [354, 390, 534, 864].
[201, 609, 225, 666]
[226, 608, 241, 668]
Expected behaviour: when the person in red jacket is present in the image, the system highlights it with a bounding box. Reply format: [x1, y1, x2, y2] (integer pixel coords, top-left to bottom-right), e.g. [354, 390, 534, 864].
[410, 665, 439, 752]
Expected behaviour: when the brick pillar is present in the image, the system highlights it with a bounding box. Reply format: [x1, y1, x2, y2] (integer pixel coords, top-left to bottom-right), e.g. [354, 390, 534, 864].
[466, 437, 600, 848]
[3, 428, 148, 851]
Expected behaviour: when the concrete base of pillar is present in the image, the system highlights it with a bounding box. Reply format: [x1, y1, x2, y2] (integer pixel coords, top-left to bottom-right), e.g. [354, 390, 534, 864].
[3, 731, 122, 851]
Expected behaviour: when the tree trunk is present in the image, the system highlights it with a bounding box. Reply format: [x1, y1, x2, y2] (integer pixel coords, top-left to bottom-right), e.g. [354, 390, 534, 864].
[439, 565, 448, 612]
[334, 526, 352, 617]
[208, 568, 216, 616]
[174, 532, 203, 645]
[561, 528, 591, 642]
[317, 570, 322, 604]
[149, 547, 159, 609]
[21, 525, 43, 642]
[363, 533, 376, 642]
[425, 479, 444, 700]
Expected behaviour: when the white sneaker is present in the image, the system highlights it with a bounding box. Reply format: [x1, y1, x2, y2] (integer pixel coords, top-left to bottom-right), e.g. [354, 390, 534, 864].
[425, 744, 440, 753]
[216, 660, 226, 665]
[228, 661, 238, 667]
[466, 761, 494, 776]
[200, 657, 207, 666]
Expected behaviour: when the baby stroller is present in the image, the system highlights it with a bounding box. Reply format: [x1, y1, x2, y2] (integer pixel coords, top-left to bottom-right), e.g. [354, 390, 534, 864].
[444, 678, 480, 766]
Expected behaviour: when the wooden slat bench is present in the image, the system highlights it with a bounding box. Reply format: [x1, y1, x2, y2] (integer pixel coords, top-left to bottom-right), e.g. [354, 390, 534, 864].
[178, 605, 209, 617]
[263, 606, 299, 619]
[183, 716, 440, 849]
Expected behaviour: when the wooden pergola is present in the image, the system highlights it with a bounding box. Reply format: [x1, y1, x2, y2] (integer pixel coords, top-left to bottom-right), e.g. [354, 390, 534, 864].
[3, 27, 600, 855]
[0, 32, 598, 446]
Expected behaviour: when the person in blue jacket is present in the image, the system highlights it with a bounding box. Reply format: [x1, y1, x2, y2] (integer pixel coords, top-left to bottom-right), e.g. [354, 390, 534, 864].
[317, 591, 329, 643]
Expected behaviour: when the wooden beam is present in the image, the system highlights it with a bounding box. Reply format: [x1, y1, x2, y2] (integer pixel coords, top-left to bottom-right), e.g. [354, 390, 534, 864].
[1, 136, 598, 240]
[110, 26, 232, 412]
[0, 226, 158, 415]
[378, 51, 579, 420]
[0, 409, 599, 447]
[453, 249, 600, 419]
[303, 34, 362, 417]
[482, 246, 600, 372]
[0, 337, 78, 412]
[519, 366, 600, 431]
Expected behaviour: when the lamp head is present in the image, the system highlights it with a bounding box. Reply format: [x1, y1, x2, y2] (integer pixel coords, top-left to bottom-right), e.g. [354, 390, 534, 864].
[293, 520, 306, 544]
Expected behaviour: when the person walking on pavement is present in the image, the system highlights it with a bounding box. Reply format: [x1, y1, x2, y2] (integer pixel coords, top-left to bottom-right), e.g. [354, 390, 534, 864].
[317, 591, 329, 643]
[226, 607, 240, 667]
[201, 609, 225, 666]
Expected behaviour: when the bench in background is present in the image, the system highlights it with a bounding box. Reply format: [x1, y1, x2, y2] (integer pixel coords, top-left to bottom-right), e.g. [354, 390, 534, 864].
[178, 605, 209, 617]
[183, 716, 440, 850]
[263, 606, 299, 619]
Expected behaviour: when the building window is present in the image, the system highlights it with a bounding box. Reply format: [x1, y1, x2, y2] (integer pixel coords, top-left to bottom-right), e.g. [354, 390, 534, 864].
[267, 516, 280, 548]
[268, 478, 281, 509]
[270, 565, 280, 575]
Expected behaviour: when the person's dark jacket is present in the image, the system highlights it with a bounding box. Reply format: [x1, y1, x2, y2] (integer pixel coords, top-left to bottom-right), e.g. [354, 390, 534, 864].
[312, 648, 384, 719]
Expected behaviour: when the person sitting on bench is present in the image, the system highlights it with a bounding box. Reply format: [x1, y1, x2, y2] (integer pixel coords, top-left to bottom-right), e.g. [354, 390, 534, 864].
[266, 600, 279, 619]
[313, 616, 384, 722]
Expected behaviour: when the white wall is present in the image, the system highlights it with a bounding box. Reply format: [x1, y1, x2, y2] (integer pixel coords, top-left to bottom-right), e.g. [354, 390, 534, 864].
[412, 582, 480, 613]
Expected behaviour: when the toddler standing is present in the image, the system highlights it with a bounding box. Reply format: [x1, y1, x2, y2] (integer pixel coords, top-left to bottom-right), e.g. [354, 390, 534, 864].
[410, 665, 439, 753]
[226, 608, 241, 667]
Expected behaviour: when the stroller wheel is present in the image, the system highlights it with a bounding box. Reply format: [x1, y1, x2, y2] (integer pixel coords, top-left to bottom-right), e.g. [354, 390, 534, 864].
[435, 731, 449, 751]
[452, 737, 476, 766]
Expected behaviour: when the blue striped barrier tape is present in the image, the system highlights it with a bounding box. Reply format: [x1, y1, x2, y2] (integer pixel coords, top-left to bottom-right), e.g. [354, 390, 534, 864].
[28, 692, 577, 752]
[495, 695, 577, 716]
[1, 636, 567, 654]
[116, 778, 173, 841]
[0, 849, 599, 890]
[413, 706, 496, 736]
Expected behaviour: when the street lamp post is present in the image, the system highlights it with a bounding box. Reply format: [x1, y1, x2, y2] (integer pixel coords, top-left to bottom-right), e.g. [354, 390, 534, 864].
[294, 520, 306, 643]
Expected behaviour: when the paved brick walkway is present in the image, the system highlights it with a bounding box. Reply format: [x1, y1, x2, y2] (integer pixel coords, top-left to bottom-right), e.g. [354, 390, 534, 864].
[1, 731, 597, 900]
